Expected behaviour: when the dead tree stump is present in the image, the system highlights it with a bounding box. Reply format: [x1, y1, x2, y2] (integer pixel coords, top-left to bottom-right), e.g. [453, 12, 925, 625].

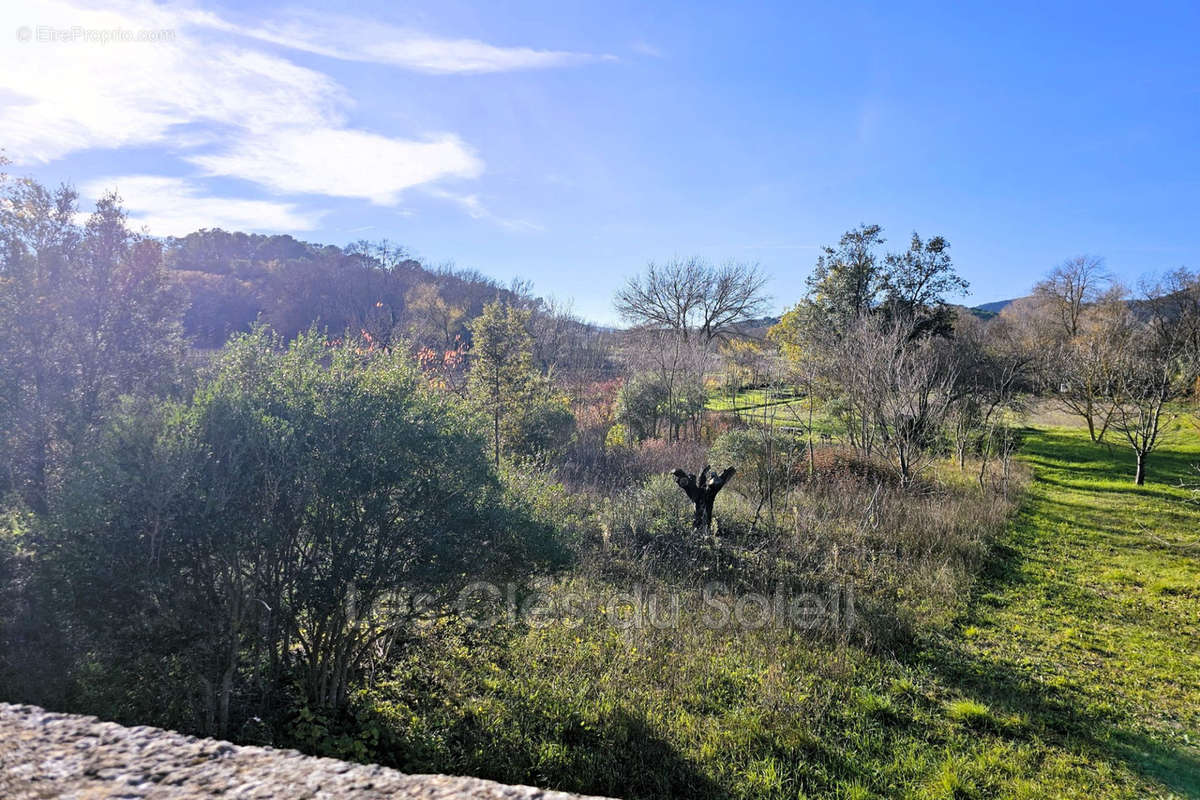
[671, 465, 736, 531]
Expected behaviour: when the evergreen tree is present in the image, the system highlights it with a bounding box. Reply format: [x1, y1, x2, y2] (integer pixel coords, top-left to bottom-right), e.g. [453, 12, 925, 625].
[468, 301, 537, 467]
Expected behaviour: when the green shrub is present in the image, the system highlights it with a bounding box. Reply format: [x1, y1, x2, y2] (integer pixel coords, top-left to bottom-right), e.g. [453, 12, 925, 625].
[604, 473, 693, 548]
[45, 328, 563, 739]
[616, 372, 707, 442]
[499, 459, 594, 557]
[616, 372, 671, 440]
[505, 394, 577, 460]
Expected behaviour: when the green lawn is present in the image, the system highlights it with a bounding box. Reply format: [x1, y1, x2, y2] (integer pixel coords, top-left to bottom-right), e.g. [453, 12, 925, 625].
[926, 421, 1200, 797]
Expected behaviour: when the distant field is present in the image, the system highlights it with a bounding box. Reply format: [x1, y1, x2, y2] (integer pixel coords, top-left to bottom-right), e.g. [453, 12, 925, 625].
[705, 388, 843, 437]
[706, 388, 803, 413]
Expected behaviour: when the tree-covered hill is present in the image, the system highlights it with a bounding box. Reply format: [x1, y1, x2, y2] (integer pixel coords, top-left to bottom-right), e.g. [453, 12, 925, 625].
[164, 229, 525, 348]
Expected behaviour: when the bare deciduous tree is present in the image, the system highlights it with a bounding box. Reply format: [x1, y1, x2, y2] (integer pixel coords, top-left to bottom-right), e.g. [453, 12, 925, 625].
[861, 317, 959, 485]
[1111, 270, 1200, 484]
[813, 314, 959, 484]
[620, 328, 712, 441]
[1014, 259, 1133, 442]
[1056, 285, 1133, 442]
[1113, 331, 1180, 486]
[947, 313, 1030, 484]
[1033, 255, 1111, 339]
[615, 256, 768, 343]
[701, 260, 771, 342]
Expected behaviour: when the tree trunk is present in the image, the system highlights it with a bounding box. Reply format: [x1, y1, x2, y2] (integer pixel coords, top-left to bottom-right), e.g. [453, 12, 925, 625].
[25, 416, 50, 515]
[493, 410, 501, 469]
[898, 448, 911, 486]
[218, 663, 234, 739]
[1095, 410, 1111, 443]
[1134, 451, 1146, 485]
[807, 387, 816, 478]
[672, 466, 736, 531]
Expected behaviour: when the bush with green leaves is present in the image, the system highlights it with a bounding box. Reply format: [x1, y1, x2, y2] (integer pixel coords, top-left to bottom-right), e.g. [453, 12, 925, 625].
[600, 474, 687, 547]
[504, 393, 577, 460]
[46, 327, 563, 738]
[604, 422, 632, 449]
[615, 371, 707, 443]
[615, 372, 670, 440]
[499, 459, 598, 555]
[467, 300, 576, 463]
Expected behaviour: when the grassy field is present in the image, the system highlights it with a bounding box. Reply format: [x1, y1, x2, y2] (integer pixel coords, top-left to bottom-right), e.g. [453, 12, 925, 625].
[706, 388, 843, 438]
[934, 419, 1200, 797]
[361, 417, 1199, 799]
[707, 388, 803, 413]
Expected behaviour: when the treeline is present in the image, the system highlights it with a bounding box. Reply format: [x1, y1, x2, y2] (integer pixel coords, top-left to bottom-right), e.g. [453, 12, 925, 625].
[0, 176, 578, 739]
[1003, 257, 1200, 483]
[168, 230, 513, 349]
[168, 229, 619, 405]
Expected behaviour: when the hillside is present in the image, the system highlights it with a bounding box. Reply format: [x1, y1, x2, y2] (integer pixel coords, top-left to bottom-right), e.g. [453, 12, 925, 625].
[165, 230, 524, 348]
[972, 298, 1020, 314]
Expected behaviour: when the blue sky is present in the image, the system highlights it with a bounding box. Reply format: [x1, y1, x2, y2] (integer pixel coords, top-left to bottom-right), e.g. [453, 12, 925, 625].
[3, 1, 1198, 323]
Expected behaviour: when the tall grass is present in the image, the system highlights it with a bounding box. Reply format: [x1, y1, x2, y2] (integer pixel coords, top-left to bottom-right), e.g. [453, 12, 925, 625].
[291, 444, 1031, 799]
[594, 446, 1020, 650]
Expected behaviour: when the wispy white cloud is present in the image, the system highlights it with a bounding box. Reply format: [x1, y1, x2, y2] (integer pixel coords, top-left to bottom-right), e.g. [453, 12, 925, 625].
[1, 0, 599, 223]
[198, 11, 614, 74]
[189, 129, 482, 205]
[81, 175, 325, 236]
[0, 1, 343, 163]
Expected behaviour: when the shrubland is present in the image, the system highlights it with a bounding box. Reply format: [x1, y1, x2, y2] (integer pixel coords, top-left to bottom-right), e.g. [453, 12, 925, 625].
[1, 176, 1197, 798]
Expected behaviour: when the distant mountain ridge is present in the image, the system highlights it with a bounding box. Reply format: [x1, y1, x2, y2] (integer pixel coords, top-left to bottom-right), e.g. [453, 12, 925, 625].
[972, 298, 1019, 314]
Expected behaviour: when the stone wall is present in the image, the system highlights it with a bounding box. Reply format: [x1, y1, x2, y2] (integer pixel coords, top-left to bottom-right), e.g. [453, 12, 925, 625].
[0, 703, 615, 800]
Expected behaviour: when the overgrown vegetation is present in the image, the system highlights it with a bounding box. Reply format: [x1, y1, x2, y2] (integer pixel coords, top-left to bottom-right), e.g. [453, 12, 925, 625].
[1, 172, 1198, 798]
[249, 422, 1199, 798]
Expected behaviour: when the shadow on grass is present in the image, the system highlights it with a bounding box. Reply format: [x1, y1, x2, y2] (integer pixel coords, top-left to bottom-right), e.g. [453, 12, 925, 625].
[426, 704, 725, 800]
[1034, 473, 1187, 504]
[909, 434, 1200, 797]
[1113, 731, 1200, 799]
[915, 635, 1199, 797]
[1022, 427, 1200, 485]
